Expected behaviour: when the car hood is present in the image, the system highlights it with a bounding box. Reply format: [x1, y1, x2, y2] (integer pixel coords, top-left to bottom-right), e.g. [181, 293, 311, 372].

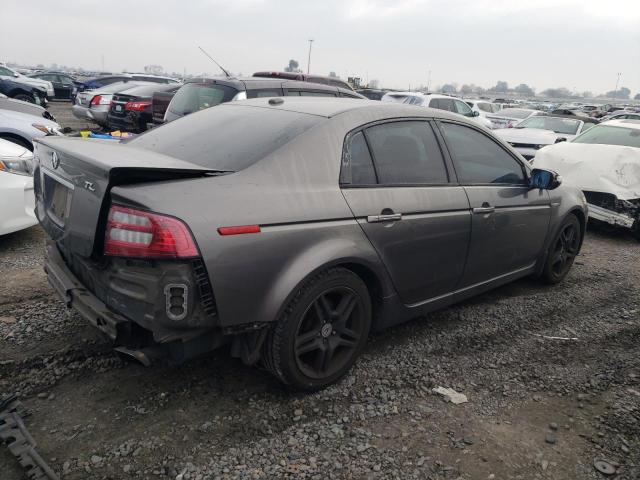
[0, 109, 61, 130]
[534, 142, 640, 200]
[494, 128, 574, 145]
[16, 76, 51, 91]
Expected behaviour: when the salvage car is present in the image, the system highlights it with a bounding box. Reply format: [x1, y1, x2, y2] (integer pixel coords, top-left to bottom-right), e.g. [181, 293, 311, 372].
[485, 108, 546, 129]
[534, 119, 640, 238]
[0, 78, 48, 105]
[494, 115, 598, 160]
[402, 93, 494, 129]
[163, 77, 363, 123]
[106, 83, 181, 133]
[0, 109, 62, 150]
[72, 81, 153, 127]
[28, 72, 79, 100]
[0, 138, 37, 235]
[0, 64, 54, 99]
[0, 94, 56, 122]
[34, 98, 586, 390]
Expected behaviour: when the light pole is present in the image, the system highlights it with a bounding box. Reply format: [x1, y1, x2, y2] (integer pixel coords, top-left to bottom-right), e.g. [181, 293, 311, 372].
[427, 70, 432, 92]
[307, 39, 314, 74]
[613, 72, 622, 99]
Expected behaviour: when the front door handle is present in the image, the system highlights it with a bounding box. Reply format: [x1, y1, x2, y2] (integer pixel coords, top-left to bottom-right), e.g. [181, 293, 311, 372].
[367, 213, 402, 223]
[473, 202, 495, 214]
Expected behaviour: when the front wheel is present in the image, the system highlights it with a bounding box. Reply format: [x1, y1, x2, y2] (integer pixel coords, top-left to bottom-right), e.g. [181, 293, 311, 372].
[541, 214, 582, 284]
[262, 268, 371, 391]
[12, 93, 35, 104]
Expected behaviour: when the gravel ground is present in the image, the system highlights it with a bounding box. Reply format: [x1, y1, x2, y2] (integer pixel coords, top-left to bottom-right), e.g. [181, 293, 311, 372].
[1, 223, 638, 480]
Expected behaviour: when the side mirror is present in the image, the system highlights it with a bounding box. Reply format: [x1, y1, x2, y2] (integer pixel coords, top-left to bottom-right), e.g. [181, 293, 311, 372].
[472, 110, 480, 117]
[13, 73, 19, 78]
[555, 137, 567, 143]
[530, 168, 562, 190]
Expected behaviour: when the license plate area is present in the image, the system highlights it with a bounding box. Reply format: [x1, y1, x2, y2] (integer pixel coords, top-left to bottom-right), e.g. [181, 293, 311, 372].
[115, 104, 123, 112]
[43, 171, 73, 227]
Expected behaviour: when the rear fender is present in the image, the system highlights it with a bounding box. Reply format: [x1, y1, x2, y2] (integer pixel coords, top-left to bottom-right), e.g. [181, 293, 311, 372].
[257, 237, 394, 328]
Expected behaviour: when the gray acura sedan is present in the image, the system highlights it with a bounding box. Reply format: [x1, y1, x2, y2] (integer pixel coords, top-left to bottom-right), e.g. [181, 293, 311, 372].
[34, 98, 587, 390]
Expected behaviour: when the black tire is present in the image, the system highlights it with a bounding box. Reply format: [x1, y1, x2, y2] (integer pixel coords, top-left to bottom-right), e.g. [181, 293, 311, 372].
[12, 93, 35, 104]
[0, 134, 32, 151]
[262, 268, 372, 391]
[541, 214, 582, 284]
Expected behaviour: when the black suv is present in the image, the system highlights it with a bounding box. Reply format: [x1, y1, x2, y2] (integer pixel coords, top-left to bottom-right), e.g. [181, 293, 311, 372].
[0, 78, 48, 105]
[163, 77, 364, 123]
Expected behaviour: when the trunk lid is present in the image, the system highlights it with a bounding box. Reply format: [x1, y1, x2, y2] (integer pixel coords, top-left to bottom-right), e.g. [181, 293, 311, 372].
[151, 90, 175, 124]
[34, 137, 217, 258]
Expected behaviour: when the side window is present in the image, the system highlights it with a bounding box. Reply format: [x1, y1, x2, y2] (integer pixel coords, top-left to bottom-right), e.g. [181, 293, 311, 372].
[429, 98, 441, 109]
[0, 67, 14, 75]
[439, 99, 456, 112]
[247, 89, 284, 98]
[581, 122, 595, 132]
[285, 90, 301, 96]
[59, 76, 74, 85]
[341, 131, 377, 185]
[454, 100, 473, 116]
[299, 90, 336, 97]
[365, 121, 449, 184]
[440, 122, 526, 185]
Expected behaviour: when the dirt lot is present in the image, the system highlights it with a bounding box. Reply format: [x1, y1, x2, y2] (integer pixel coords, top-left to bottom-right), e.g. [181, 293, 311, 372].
[1, 222, 639, 480]
[1, 103, 639, 479]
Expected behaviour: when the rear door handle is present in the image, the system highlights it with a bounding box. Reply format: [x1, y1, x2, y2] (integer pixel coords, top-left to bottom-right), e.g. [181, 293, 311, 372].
[367, 213, 402, 223]
[473, 202, 495, 214]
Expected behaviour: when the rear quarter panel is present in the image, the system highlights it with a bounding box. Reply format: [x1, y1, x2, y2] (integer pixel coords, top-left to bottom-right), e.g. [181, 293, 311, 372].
[111, 111, 398, 327]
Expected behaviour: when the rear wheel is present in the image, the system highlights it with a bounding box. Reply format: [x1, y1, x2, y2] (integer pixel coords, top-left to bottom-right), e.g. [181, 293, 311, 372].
[262, 268, 371, 391]
[541, 214, 581, 284]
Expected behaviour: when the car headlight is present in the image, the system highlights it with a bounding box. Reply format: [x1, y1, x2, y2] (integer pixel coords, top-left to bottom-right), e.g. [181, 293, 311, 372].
[0, 158, 33, 176]
[32, 123, 60, 135]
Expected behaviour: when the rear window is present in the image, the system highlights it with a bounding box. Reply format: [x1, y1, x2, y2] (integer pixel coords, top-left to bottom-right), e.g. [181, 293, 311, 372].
[128, 104, 323, 171]
[118, 84, 178, 97]
[168, 83, 238, 116]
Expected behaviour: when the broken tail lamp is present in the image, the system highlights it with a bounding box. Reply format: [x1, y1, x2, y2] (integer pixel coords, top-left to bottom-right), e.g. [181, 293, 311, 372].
[105, 205, 198, 258]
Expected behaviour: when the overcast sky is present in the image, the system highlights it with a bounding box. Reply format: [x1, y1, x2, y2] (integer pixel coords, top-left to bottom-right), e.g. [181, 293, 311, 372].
[2, 0, 639, 95]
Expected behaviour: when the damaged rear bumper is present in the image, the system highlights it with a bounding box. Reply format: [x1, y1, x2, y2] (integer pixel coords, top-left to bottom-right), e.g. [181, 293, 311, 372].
[44, 243, 228, 363]
[45, 242, 128, 341]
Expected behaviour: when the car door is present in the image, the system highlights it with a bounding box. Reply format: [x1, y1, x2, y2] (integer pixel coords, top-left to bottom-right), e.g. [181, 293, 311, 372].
[56, 75, 74, 99]
[41, 74, 64, 99]
[340, 120, 471, 305]
[437, 121, 552, 286]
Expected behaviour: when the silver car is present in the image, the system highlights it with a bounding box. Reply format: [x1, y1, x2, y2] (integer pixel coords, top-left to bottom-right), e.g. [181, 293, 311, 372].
[35, 98, 587, 390]
[72, 81, 152, 127]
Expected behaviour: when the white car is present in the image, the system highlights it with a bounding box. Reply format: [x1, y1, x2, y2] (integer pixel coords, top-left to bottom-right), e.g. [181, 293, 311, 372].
[0, 138, 37, 235]
[534, 119, 640, 237]
[0, 64, 55, 99]
[600, 112, 640, 122]
[485, 108, 546, 129]
[0, 109, 63, 150]
[401, 93, 493, 129]
[380, 91, 414, 103]
[465, 99, 501, 115]
[493, 115, 597, 161]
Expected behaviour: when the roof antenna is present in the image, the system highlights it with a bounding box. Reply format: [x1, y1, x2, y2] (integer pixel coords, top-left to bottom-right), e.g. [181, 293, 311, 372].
[197, 46, 231, 77]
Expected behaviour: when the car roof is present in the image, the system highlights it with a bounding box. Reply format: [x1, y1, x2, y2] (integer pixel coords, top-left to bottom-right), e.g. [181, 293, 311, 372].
[542, 114, 598, 124]
[218, 96, 467, 122]
[601, 119, 640, 130]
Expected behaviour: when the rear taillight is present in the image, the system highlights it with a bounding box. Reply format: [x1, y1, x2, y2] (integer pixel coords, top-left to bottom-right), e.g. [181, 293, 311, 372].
[105, 205, 198, 258]
[90, 95, 102, 106]
[125, 101, 152, 112]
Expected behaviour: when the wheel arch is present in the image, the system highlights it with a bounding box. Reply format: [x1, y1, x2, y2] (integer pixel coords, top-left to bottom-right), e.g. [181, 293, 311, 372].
[0, 132, 33, 150]
[258, 240, 395, 331]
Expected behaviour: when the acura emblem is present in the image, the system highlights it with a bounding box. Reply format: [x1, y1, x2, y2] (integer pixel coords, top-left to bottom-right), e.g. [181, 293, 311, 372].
[51, 151, 60, 169]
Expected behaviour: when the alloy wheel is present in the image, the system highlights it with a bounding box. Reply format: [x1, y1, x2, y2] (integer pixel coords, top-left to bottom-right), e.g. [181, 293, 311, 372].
[294, 287, 365, 380]
[551, 222, 580, 276]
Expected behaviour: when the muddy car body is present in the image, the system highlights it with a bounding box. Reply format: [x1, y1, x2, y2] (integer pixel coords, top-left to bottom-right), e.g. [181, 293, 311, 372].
[35, 98, 587, 390]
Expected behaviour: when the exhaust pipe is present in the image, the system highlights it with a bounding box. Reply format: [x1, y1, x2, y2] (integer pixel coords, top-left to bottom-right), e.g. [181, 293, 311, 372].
[114, 345, 169, 367]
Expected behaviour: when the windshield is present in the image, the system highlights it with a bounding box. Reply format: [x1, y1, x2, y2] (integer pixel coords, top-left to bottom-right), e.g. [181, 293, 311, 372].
[500, 108, 533, 119]
[572, 124, 640, 148]
[128, 104, 323, 171]
[516, 116, 581, 135]
[168, 83, 238, 116]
